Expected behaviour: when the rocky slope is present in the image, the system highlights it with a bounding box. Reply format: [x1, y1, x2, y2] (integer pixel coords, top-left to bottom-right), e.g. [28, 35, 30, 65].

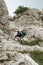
[0, 0, 43, 65]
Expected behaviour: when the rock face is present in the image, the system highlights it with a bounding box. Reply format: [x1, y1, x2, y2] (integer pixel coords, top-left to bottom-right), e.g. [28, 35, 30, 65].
[0, 0, 9, 32]
[0, 0, 8, 15]
[12, 9, 43, 41]
[0, 0, 43, 65]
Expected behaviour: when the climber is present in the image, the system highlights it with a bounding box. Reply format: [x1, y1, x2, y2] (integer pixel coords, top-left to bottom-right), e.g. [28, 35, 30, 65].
[15, 29, 26, 41]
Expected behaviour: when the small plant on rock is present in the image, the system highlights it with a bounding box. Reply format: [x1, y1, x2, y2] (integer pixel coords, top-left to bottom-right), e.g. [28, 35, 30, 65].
[14, 6, 28, 15]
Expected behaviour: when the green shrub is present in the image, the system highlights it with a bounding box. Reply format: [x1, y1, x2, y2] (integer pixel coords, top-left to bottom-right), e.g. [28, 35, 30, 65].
[14, 6, 28, 14]
[29, 51, 43, 65]
[22, 38, 43, 46]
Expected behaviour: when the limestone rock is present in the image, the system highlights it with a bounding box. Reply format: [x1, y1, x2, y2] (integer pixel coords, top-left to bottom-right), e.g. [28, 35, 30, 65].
[0, 0, 43, 65]
[0, 0, 9, 32]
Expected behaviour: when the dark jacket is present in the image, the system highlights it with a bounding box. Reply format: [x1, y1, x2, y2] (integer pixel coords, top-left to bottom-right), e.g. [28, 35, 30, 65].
[16, 30, 26, 38]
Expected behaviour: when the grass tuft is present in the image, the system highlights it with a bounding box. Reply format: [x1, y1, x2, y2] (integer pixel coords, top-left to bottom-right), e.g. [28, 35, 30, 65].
[29, 50, 43, 65]
[22, 38, 43, 46]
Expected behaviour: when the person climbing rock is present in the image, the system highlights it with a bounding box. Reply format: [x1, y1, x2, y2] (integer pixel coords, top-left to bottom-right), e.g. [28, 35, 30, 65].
[15, 29, 26, 38]
[15, 29, 26, 42]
